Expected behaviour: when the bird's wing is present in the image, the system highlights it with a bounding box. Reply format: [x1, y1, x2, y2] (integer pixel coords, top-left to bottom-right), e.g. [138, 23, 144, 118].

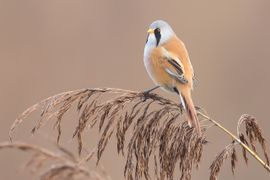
[161, 47, 188, 84]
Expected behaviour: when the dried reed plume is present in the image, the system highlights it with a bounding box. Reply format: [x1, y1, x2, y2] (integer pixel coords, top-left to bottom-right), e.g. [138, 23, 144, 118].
[0, 141, 109, 180]
[7, 88, 270, 180]
[209, 114, 270, 180]
[9, 88, 206, 180]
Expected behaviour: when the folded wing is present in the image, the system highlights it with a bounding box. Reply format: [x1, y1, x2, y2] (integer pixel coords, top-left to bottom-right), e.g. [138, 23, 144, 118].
[161, 48, 188, 84]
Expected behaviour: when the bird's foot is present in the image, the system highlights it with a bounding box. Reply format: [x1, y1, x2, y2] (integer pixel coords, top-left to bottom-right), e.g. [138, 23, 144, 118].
[140, 86, 160, 102]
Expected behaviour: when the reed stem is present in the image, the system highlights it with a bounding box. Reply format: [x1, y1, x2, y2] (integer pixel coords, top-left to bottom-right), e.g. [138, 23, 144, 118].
[198, 111, 270, 172]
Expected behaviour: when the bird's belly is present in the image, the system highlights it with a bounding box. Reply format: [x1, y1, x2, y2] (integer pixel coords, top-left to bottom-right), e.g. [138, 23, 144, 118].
[144, 56, 176, 93]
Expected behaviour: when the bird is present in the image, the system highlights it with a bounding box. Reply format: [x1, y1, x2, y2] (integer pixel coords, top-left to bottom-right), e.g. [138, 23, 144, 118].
[143, 20, 201, 135]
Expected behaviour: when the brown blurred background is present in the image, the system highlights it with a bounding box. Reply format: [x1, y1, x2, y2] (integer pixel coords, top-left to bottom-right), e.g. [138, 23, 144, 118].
[0, 0, 270, 179]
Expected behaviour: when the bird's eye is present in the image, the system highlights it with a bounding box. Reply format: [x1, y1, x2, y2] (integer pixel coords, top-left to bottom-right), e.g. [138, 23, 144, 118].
[156, 28, 160, 32]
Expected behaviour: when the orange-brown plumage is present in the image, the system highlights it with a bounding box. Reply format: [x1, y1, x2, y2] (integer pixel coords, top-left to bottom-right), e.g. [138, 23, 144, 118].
[144, 20, 201, 135]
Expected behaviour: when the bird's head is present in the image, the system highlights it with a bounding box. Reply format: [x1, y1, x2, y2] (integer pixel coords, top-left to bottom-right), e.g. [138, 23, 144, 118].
[145, 20, 175, 47]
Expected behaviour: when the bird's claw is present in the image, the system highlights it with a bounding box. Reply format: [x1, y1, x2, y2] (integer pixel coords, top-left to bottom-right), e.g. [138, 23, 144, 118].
[140, 86, 160, 102]
[141, 91, 151, 102]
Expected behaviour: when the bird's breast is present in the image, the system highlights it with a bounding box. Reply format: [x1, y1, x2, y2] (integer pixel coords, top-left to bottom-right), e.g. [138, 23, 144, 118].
[143, 46, 156, 84]
[144, 47, 177, 93]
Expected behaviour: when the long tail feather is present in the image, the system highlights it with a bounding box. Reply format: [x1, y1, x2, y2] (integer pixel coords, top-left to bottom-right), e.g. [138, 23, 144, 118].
[180, 89, 201, 136]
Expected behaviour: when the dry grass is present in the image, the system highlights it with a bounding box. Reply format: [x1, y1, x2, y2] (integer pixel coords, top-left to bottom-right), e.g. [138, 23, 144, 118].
[237, 114, 269, 165]
[9, 88, 206, 180]
[6, 88, 270, 180]
[0, 141, 109, 180]
[209, 114, 270, 180]
[209, 143, 237, 180]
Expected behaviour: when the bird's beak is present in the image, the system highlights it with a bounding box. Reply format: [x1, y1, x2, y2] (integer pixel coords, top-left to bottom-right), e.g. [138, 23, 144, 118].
[147, 28, 154, 34]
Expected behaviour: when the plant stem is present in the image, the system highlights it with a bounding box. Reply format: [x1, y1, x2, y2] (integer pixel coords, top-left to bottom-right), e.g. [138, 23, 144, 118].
[198, 111, 270, 172]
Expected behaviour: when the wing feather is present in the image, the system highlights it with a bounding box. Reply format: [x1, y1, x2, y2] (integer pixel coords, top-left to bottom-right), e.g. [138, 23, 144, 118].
[161, 47, 188, 84]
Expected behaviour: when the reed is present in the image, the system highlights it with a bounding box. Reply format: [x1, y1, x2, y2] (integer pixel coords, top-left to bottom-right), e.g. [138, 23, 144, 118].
[6, 88, 270, 180]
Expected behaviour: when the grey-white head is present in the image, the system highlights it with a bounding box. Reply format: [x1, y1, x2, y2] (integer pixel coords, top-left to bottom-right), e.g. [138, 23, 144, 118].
[145, 20, 175, 48]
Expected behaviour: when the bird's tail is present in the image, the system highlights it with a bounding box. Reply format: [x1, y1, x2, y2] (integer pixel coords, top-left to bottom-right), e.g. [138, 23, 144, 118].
[179, 88, 202, 136]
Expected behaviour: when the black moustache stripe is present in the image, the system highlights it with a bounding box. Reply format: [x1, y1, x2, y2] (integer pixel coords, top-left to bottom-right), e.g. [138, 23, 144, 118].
[154, 29, 161, 46]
